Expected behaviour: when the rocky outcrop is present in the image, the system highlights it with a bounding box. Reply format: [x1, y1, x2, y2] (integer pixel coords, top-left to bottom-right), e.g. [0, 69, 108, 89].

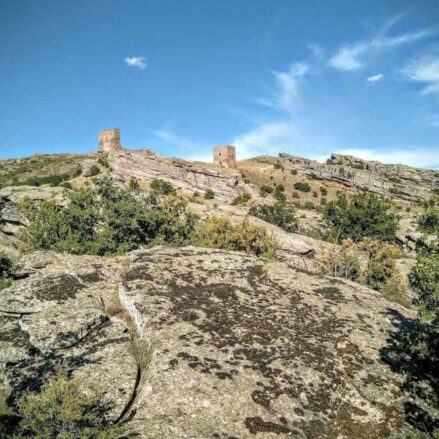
[103, 148, 257, 201]
[0, 251, 138, 420]
[279, 153, 439, 202]
[0, 246, 427, 437]
[0, 186, 67, 257]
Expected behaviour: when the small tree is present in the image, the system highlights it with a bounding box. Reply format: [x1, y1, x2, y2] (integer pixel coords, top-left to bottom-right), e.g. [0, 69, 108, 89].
[293, 182, 311, 192]
[150, 179, 175, 195]
[249, 203, 298, 233]
[418, 206, 439, 235]
[323, 192, 398, 243]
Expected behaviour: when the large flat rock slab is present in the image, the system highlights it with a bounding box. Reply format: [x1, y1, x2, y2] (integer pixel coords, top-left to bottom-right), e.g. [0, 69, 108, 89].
[122, 247, 415, 438]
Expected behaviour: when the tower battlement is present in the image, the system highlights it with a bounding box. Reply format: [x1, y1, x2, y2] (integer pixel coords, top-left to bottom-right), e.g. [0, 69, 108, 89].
[213, 145, 237, 168]
[98, 128, 122, 153]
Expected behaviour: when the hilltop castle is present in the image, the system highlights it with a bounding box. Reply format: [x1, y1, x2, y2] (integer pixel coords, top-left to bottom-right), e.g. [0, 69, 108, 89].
[98, 128, 237, 168]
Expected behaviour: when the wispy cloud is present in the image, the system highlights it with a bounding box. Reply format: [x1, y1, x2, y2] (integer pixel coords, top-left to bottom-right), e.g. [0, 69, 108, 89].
[328, 14, 434, 71]
[124, 56, 147, 70]
[273, 62, 309, 113]
[367, 73, 384, 84]
[402, 54, 439, 94]
[154, 128, 202, 149]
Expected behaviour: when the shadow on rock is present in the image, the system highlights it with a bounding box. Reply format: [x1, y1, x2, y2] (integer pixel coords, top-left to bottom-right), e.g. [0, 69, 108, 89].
[380, 308, 439, 433]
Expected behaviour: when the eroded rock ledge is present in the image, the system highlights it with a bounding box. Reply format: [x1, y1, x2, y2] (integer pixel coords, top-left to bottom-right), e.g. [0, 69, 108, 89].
[0, 246, 421, 437]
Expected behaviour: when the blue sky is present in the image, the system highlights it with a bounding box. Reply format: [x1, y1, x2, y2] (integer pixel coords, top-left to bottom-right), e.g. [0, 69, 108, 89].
[1, 0, 439, 168]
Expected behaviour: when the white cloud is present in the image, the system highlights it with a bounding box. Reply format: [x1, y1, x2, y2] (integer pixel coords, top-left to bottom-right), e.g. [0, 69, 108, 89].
[328, 14, 434, 71]
[335, 147, 439, 169]
[402, 54, 439, 94]
[367, 73, 384, 83]
[273, 62, 308, 112]
[124, 56, 147, 70]
[232, 121, 296, 159]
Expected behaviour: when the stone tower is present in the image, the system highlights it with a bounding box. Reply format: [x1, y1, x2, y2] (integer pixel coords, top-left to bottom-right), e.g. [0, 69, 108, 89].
[213, 145, 237, 168]
[98, 128, 122, 153]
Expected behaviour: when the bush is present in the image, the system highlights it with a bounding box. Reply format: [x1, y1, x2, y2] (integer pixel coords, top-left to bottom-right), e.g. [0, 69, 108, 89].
[97, 157, 110, 169]
[320, 238, 409, 305]
[320, 197, 327, 205]
[1, 368, 120, 438]
[60, 181, 73, 189]
[292, 191, 300, 199]
[320, 239, 361, 281]
[231, 193, 252, 205]
[274, 163, 284, 171]
[293, 182, 311, 192]
[204, 189, 215, 200]
[290, 169, 298, 175]
[273, 184, 286, 203]
[319, 186, 328, 196]
[150, 179, 175, 195]
[194, 216, 277, 257]
[323, 192, 398, 243]
[20, 178, 197, 256]
[303, 201, 315, 210]
[0, 252, 13, 290]
[312, 191, 318, 198]
[249, 203, 298, 233]
[418, 207, 439, 235]
[88, 165, 101, 177]
[259, 185, 273, 197]
[128, 177, 140, 192]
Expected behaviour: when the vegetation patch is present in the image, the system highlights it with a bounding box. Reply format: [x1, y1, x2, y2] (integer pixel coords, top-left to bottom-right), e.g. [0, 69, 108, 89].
[193, 216, 277, 258]
[323, 192, 398, 243]
[249, 203, 298, 233]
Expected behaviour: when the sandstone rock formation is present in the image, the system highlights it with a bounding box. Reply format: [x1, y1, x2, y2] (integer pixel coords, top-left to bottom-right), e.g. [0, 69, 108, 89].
[101, 147, 256, 201]
[279, 153, 439, 202]
[0, 246, 424, 437]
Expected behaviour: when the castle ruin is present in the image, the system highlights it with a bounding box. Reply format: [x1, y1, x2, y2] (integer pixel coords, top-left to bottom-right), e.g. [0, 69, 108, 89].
[213, 145, 237, 168]
[98, 128, 123, 153]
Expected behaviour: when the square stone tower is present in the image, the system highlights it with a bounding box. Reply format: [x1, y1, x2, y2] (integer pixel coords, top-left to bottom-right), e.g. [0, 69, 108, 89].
[213, 145, 237, 168]
[98, 128, 122, 153]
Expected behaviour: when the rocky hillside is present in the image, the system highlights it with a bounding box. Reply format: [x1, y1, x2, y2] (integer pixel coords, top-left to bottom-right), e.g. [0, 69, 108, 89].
[0, 246, 423, 438]
[278, 153, 439, 202]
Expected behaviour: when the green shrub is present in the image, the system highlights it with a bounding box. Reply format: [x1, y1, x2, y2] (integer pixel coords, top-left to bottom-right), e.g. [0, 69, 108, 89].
[259, 185, 273, 197]
[290, 169, 298, 175]
[418, 207, 439, 235]
[231, 193, 252, 205]
[249, 203, 298, 233]
[312, 191, 318, 198]
[320, 238, 409, 305]
[303, 201, 315, 210]
[1, 368, 121, 438]
[128, 177, 140, 192]
[293, 182, 311, 192]
[273, 184, 286, 202]
[319, 186, 328, 196]
[150, 179, 175, 195]
[320, 197, 327, 205]
[97, 157, 110, 169]
[60, 181, 73, 189]
[88, 165, 100, 177]
[323, 192, 398, 243]
[194, 216, 277, 257]
[274, 163, 284, 171]
[0, 252, 13, 290]
[20, 178, 197, 256]
[204, 189, 215, 200]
